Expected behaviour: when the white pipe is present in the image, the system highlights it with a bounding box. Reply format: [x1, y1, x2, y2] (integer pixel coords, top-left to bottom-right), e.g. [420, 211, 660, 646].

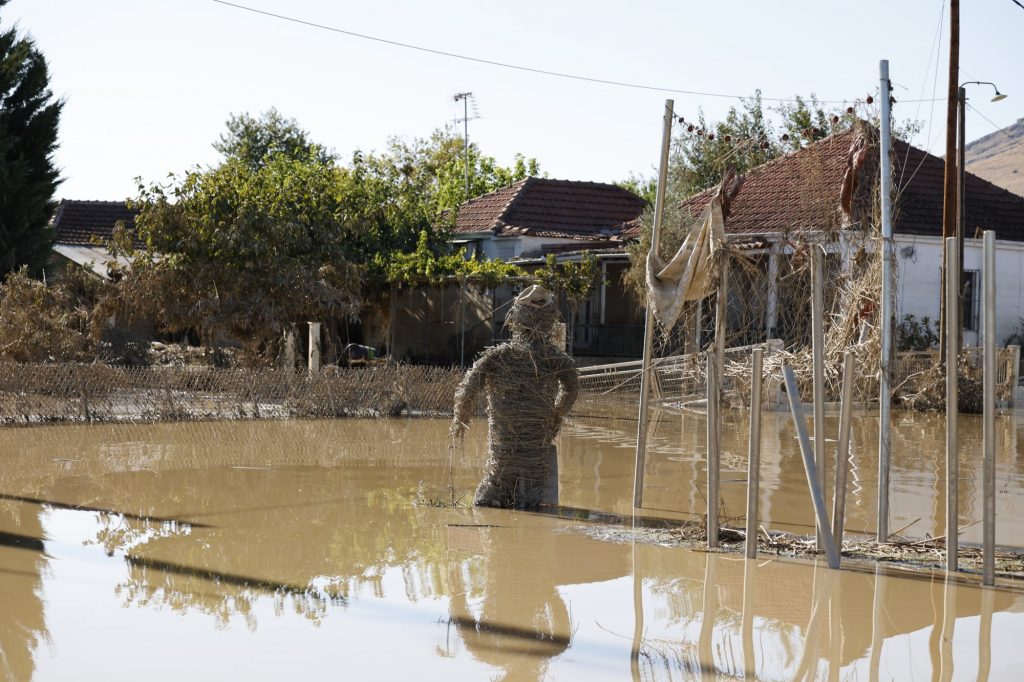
[832, 351, 855, 546]
[707, 353, 720, 548]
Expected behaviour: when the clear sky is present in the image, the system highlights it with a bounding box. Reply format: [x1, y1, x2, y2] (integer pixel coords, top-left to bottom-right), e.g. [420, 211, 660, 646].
[6, 0, 1023, 201]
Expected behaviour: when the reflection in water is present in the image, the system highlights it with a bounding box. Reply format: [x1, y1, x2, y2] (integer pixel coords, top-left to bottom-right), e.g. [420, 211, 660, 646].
[0, 503, 47, 682]
[0, 418, 1021, 680]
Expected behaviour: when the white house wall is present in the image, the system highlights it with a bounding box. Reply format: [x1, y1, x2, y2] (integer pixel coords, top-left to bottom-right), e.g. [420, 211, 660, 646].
[894, 234, 1024, 346]
[478, 235, 594, 261]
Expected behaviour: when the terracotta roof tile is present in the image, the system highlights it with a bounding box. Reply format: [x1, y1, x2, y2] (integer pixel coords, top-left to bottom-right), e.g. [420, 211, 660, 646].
[51, 199, 138, 246]
[678, 129, 1024, 241]
[453, 177, 645, 239]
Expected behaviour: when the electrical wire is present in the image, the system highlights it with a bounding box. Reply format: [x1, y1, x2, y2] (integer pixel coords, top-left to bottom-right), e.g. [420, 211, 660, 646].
[211, 0, 873, 104]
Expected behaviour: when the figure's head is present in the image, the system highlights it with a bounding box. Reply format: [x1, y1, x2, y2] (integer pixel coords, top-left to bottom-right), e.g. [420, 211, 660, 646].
[506, 285, 557, 342]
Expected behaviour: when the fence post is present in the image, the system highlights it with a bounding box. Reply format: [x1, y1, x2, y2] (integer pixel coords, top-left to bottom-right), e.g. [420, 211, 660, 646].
[707, 352, 720, 548]
[745, 348, 763, 559]
[308, 321, 322, 375]
[832, 351, 855, 547]
[283, 325, 296, 371]
[982, 230, 996, 586]
[782, 364, 841, 569]
[811, 245, 827, 551]
[944, 236, 959, 570]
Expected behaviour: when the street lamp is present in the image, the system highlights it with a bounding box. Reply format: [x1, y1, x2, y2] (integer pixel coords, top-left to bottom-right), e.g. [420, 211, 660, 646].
[956, 81, 1007, 350]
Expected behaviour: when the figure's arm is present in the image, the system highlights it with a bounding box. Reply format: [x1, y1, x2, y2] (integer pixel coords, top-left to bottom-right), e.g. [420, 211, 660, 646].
[553, 357, 579, 423]
[451, 352, 491, 439]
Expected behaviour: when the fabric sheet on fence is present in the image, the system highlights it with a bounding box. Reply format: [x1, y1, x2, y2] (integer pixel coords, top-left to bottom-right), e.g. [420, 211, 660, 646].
[645, 184, 727, 331]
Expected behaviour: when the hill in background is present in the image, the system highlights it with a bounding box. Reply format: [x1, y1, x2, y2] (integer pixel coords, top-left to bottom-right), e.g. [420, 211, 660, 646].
[965, 118, 1024, 197]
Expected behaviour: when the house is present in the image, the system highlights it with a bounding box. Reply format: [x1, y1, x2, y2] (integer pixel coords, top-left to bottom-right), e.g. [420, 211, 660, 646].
[49, 199, 138, 280]
[450, 177, 647, 360]
[676, 128, 1024, 349]
[452, 177, 646, 259]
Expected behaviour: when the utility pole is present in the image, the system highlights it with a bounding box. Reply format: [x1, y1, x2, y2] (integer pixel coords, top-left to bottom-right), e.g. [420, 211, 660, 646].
[453, 92, 477, 201]
[939, 0, 959, 358]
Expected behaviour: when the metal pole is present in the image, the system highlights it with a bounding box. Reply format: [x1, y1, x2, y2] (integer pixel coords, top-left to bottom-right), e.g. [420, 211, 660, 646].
[945, 236, 960, 571]
[458, 278, 466, 366]
[982, 230, 996, 585]
[877, 59, 895, 543]
[715, 260, 729, 384]
[957, 87, 967, 353]
[633, 99, 674, 509]
[463, 95, 470, 199]
[832, 350, 855, 546]
[707, 352, 720, 548]
[811, 245, 827, 551]
[745, 348, 763, 559]
[782, 364, 841, 569]
[939, 0, 960, 356]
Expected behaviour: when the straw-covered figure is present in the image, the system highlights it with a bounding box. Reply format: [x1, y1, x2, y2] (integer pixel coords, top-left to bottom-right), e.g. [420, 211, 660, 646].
[451, 285, 578, 509]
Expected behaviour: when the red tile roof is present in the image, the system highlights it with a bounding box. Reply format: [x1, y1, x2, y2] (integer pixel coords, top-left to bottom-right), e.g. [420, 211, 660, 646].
[51, 200, 138, 246]
[678, 128, 1024, 241]
[453, 177, 646, 241]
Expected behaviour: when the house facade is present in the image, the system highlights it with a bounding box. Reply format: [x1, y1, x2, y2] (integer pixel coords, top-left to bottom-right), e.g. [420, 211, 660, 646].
[48, 199, 137, 280]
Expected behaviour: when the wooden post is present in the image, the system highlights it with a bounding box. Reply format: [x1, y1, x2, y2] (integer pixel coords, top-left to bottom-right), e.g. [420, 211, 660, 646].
[633, 99, 675, 509]
[782, 364, 840, 569]
[707, 353, 720, 548]
[811, 246, 827, 551]
[282, 325, 296, 371]
[832, 351, 855, 546]
[745, 348, 763, 559]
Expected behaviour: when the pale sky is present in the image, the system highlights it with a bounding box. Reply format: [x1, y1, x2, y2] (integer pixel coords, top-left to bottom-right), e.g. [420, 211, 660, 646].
[7, 0, 1023, 201]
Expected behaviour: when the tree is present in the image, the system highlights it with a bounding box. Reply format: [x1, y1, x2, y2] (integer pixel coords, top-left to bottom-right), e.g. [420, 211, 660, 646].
[214, 108, 334, 171]
[0, 2, 62, 277]
[108, 149, 360, 361]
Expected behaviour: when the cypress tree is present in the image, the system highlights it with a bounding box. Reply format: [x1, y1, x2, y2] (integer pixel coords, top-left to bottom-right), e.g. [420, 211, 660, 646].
[0, 0, 62, 277]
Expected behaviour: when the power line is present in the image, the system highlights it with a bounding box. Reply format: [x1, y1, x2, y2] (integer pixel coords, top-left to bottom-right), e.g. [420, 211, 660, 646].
[1010, 0, 1024, 11]
[211, 0, 869, 104]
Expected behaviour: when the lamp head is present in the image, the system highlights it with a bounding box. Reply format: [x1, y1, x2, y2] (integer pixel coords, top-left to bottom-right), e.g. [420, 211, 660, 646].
[992, 91, 1008, 103]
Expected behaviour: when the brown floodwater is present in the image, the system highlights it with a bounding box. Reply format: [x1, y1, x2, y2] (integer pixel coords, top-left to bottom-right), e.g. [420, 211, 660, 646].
[0, 415, 1022, 680]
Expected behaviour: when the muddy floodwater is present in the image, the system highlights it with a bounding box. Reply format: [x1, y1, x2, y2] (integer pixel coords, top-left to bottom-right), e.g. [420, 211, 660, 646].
[1, 412, 1023, 680]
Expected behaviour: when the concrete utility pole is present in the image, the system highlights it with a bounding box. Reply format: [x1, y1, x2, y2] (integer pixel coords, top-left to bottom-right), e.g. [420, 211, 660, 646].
[939, 0, 959, 358]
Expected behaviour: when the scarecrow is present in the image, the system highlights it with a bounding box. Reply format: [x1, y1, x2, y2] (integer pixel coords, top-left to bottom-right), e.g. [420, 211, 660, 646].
[451, 285, 578, 509]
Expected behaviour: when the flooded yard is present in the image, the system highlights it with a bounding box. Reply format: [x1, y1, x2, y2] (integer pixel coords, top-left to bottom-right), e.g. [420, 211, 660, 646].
[1, 414, 1023, 680]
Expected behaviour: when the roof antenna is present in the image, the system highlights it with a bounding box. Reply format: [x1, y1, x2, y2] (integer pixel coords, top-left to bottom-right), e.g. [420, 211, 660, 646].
[453, 92, 480, 201]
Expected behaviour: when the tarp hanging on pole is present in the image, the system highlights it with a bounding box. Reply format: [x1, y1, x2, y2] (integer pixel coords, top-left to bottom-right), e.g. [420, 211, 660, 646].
[645, 177, 732, 331]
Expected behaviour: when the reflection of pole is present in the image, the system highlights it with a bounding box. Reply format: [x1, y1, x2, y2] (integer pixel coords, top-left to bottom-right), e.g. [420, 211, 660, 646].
[939, 574, 956, 682]
[811, 245, 827, 551]
[745, 348, 763, 559]
[978, 585, 994, 682]
[630, 541, 644, 682]
[782, 365, 840, 569]
[945, 236, 960, 571]
[707, 354, 720, 548]
[832, 351, 855, 545]
[869, 565, 885, 682]
[633, 99, 674, 509]
[794, 566, 837, 681]
[698, 553, 717, 679]
[742, 560, 756, 680]
[982, 230, 996, 585]
[877, 59, 895, 543]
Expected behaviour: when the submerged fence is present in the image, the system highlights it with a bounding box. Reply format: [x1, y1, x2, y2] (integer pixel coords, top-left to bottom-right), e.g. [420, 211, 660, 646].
[0, 363, 465, 424]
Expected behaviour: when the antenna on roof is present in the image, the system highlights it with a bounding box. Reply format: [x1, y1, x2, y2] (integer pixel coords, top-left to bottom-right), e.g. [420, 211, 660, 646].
[453, 92, 480, 201]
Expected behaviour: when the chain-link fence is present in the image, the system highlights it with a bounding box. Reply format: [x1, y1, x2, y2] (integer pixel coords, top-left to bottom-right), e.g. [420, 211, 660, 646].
[0, 363, 465, 424]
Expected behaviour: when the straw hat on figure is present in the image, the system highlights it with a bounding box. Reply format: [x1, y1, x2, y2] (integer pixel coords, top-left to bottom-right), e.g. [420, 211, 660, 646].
[451, 285, 579, 509]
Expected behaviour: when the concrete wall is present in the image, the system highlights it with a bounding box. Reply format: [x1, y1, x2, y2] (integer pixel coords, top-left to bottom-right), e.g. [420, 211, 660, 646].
[894, 234, 1024, 346]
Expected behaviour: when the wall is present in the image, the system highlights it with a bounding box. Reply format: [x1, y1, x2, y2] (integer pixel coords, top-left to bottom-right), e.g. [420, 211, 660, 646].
[894, 234, 1024, 346]
[390, 283, 494, 365]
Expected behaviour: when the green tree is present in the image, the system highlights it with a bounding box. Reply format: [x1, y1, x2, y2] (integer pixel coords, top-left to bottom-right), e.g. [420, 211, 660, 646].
[0, 1, 62, 277]
[108, 149, 360, 360]
[214, 108, 334, 171]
